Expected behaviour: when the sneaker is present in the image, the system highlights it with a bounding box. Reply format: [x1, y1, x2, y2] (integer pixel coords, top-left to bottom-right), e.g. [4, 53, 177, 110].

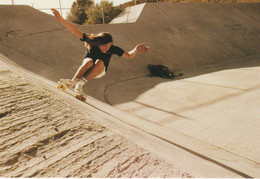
[59, 79, 76, 88]
[74, 82, 83, 93]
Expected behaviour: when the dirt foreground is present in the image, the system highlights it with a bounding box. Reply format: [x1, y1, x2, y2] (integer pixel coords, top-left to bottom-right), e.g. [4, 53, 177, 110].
[0, 56, 193, 177]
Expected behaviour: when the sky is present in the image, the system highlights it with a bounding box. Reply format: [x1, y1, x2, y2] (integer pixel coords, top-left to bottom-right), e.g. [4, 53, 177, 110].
[0, 0, 131, 18]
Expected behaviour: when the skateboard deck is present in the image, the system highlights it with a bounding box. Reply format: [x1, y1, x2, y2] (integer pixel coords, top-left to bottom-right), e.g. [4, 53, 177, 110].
[163, 71, 183, 79]
[172, 72, 183, 77]
[57, 81, 87, 102]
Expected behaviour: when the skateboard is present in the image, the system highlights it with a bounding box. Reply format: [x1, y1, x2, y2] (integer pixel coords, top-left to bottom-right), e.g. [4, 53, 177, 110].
[170, 71, 183, 78]
[57, 81, 87, 102]
[159, 71, 183, 79]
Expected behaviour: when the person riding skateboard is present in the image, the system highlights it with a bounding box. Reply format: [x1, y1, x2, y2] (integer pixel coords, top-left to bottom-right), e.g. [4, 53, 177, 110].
[51, 9, 149, 93]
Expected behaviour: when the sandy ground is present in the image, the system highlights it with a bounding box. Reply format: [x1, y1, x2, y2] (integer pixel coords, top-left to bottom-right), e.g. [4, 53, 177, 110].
[0, 59, 192, 177]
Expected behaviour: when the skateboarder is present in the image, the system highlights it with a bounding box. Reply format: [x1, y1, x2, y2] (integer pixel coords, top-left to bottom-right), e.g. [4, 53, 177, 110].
[51, 9, 149, 93]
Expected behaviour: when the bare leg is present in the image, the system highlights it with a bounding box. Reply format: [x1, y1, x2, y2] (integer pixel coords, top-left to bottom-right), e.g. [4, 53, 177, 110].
[83, 60, 105, 80]
[72, 58, 94, 80]
[59, 58, 95, 88]
[74, 60, 105, 93]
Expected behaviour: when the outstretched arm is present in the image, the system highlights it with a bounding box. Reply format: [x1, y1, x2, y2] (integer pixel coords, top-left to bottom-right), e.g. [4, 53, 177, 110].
[51, 9, 83, 39]
[122, 44, 149, 59]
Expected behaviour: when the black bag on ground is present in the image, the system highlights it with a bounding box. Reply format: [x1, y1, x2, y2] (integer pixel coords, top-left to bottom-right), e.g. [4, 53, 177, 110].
[147, 64, 183, 79]
[147, 64, 173, 78]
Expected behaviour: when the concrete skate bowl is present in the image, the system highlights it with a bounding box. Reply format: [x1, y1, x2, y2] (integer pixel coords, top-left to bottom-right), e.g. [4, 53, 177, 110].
[0, 3, 260, 105]
[1, 3, 260, 177]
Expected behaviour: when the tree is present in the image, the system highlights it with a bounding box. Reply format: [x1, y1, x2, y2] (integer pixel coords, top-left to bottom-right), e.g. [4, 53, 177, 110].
[66, 0, 94, 24]
[85, 0, 122, 25]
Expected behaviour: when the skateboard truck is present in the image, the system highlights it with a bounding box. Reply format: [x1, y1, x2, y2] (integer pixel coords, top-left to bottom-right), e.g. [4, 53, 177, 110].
[57, 81, 87, 102]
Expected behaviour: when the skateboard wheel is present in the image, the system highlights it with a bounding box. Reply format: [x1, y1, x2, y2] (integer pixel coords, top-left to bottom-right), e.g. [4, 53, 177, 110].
[76, 94, 86, 102]
[57, 83, 66, 91]
[57, 84, 62, 89]
[76, 95, 82, 100]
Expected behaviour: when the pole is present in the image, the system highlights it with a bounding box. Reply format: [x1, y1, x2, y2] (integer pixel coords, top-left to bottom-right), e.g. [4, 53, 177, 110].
[58, 0, 63, 18]
[101, 7, 105, 24]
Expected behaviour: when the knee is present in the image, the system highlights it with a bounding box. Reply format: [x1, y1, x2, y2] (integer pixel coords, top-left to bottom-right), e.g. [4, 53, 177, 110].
[95, 60, 105, 71]
[82, 58, 94, 68]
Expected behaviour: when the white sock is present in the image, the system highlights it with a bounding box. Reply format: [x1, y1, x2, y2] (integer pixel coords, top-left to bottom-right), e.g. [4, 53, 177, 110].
[72, 77, 79, 82]
[70, 78, 79, 86]
[78, 78, 87, 86]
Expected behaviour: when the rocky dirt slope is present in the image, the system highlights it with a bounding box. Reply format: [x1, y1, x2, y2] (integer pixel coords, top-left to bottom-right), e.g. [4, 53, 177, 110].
[0, 59, 191, 177]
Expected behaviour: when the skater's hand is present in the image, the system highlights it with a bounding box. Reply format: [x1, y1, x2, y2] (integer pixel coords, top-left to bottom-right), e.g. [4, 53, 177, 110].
[136, 44, 149, 53]
[51, 8, 62, 19]
[122, 44, 149, 59]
